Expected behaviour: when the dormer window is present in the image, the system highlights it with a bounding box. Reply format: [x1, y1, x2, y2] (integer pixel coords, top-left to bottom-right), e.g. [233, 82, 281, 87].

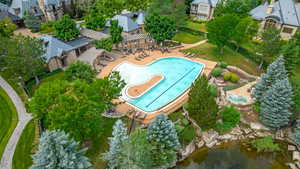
[13, 8, 20, 15]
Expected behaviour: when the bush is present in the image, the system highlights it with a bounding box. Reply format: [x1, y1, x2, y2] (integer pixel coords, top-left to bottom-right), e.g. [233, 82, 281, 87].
[251, 136, 281, 152]
[209, 84, 218, 97]
[223, 83, 247, 91]
[93, 38, 113, 51]
[40, 21, 55, 34]
[219, 62, 228, 68]
[223, 72, 240, 83]
[216, 106, 240, 133]
[211, 68, 223, 77]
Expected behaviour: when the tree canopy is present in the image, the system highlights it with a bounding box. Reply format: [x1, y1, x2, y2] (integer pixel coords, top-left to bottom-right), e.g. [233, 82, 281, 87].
[206, 14, 240, 53]
[30, 130, 92, 169]
[54, 15, 80, 41]
[0, 18, 17, 37]
[24, 11, 41, 32]
[65, 61, 96, 83]
[214, 0, 261, 17]
[29, 76, 125, 141]
[110, 20, 123, 43]
[145, 13, 176, 43]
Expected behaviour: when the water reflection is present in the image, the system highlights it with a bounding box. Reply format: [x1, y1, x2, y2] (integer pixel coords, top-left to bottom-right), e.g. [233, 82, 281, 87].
[174, 144, 289, 169]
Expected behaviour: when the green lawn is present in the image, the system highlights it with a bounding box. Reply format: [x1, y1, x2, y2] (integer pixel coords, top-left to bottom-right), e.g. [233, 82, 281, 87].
[12, 120, 36, 169]
[185, 21, 207, 33]
[173, 31, 205, 44]
[183, 43, 261, 76]
[0, 87, 18, 160]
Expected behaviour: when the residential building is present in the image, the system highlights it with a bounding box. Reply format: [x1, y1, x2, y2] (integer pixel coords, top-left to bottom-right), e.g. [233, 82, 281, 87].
[250, 0, 300, 40]
[37, 0, 71, 21]
[190, 0, 220, 20]
[0, 2, 20, 22]
[40, 35, 91, 71]
[9, 0, 43, 19]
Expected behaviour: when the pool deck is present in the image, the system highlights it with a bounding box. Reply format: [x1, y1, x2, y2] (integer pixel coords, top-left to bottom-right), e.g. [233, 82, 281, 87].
[98, 41, 217, 124]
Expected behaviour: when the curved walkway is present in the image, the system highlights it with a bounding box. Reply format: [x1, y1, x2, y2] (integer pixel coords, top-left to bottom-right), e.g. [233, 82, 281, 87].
[0, 76, 32, 169]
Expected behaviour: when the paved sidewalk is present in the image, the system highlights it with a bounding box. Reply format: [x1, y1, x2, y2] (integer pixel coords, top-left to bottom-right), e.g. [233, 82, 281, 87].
[0, 76, 32, 169]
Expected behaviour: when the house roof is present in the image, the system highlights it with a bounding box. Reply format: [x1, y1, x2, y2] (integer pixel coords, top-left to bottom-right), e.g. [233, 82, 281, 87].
[191, 0, 219, 7]
[107, 15, 140, 32]
[40, 35, 74, 62]
[0, 2, 20, 21]
[66, 37, 91, 49]
[80, 28, 110, 40]
[0, 2, 7, 10]
[250, 0, 300, 27]
[9, 0, 42, 18]
[44, 0, 71, 6]
[77, 47, 104, 66]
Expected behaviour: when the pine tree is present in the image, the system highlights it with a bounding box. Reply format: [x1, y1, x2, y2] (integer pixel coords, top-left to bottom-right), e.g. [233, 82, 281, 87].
[24, 11, 41, 32]
[260, 78, 293, 129]
[147, 114, 180, 168]
[253, 56, 288, 102]
[103, 120, 128, 169]
[30, 130, 91, 169]
[187, 75, 218, 129]
[293, 119, 300, 147]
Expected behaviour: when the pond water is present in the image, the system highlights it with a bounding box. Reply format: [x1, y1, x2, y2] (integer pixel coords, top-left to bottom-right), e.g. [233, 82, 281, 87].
[174, 143, 290, 169]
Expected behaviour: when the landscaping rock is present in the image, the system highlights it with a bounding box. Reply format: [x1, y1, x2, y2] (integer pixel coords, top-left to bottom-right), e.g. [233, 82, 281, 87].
[242, 127, 252, 135]
[287, 163, 298, 169]
[293, 151, 300, 161]
[202, 130, 219, 144]
[206, 140, 218, 148]
[230, 126, 243, 135]
[196, 140, 205, 148]
[255, 131, 271, 138]
[250, 122, 269, 131]
[295, 161, 300, 169]
[289, 145, 297, 151]
[218, 134, 233, 140]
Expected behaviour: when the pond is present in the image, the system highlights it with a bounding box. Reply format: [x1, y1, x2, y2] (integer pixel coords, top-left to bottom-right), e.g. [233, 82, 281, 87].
[174, 143, 290, 169]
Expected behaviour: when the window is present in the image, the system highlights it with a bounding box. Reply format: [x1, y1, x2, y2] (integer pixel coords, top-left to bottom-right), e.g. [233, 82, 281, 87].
[199, 5, 208, 12]
[282, 27, 294, 34]
[13, 8, 20, 15]
[264, 19, 277, 29]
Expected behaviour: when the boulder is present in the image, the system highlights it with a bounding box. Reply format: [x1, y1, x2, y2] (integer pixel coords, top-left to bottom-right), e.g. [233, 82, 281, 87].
[255, 131, 271, 138]
[289, 145, 297, 151]
[206, 140, 218, 148]
[242, 127, 252, 135]
[293, 151, 300, 161]
[203, 130, 219, 144]
[230, 126, 243, 135]
[218, 134, 233, 140]
[295, 161, 300, 169]
[287, 163, 298, 169]
[196, 140, 205, 148]
[250, 122, 270, 131]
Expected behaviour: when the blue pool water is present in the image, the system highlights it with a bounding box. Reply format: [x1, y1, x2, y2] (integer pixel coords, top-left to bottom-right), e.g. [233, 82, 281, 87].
[125, 57, 204, 112]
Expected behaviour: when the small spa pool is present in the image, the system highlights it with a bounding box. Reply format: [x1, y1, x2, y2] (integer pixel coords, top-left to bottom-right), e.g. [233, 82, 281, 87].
[114, 57, 204, 113]
[227, 94, 250, 104]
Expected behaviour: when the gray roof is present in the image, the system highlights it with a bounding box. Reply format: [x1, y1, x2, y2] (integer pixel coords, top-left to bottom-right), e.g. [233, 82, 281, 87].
[9, 0, 42, 18]
[40, 35, 74, 62]
[0, 2, 7, 10]
[191, 0, 219, 7]
[250, 0, 300, 27]
[0, 2, 20, 21]
[80, 28, 110, 40]
[66, 37, 91, 49]
[107, 15, 140, 32]
[44, 0, 71, 12]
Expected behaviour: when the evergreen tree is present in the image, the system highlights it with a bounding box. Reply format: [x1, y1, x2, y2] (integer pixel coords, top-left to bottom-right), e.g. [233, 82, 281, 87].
[253, 56, 288, 102]
[147, 114, 180, 168]
[24, 11, 41, 32]
[260, 78, 293, 129]
[30, 130, 91, 169]
[293, 119, 300, 147]
[187, 75, 218, 129]
[109, 20, 123, 44]
[103, 120, 128, 169]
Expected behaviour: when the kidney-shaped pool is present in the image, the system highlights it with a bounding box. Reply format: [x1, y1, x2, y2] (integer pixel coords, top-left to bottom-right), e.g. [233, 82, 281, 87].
[114, 57, 204, 113]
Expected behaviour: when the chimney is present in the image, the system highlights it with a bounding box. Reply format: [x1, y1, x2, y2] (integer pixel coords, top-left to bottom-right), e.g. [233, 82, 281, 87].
[266, 0, 275, 14]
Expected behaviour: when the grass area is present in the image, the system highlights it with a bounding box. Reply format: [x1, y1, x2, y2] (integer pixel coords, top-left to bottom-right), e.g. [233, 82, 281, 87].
[183, 43, 261, 76]
[173, 31, 205, 44]
[26, 71, 65, 97]
[12, 120, 37, 169]
[0, 87, 18, 160]
[186, 21, 207, 33]
[0, 72, 27, 101]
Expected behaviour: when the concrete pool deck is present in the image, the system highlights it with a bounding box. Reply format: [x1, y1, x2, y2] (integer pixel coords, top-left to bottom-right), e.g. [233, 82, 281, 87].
[98, 44, 217, 124]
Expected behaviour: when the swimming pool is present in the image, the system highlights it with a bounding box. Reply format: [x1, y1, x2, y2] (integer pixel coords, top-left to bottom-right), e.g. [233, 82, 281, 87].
[114, 57, 205, 113]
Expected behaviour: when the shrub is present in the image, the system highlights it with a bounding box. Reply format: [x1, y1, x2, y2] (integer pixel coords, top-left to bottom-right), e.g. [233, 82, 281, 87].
[230, 73, 240, 83]
[219, 61, 228, 68]
[209, 84, 218, 97]
[40, 21, 55, 34]
[216, 106, 240, 133]
[223, 72, 240, 83]
[223, 83, 247, 91]
[251, 136, 281, 152]
[93, 38, 113, 51]
[223, 72, 232, 81]
[211, 68, 223, 77]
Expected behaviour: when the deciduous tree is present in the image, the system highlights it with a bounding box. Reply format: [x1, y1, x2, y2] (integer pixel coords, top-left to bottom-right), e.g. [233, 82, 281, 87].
[109, 20, 123, 43]
[145, 13, 176, 44]
[54, 15, 80, 41]
[30, 130, 91, 169]
[85, 8, 106, 30]
[206, 14, 240, 53]
[65, 61, 96, 83]
[0, 18, 17, 37]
